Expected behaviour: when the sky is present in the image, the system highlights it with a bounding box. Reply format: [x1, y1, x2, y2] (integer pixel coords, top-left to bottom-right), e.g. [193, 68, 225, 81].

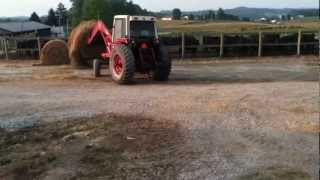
[0, 0, 318, 17]
[133, 0, 318, 11]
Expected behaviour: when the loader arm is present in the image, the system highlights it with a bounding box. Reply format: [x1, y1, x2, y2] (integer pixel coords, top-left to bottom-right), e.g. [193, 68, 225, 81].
[87, 20, 113, 59]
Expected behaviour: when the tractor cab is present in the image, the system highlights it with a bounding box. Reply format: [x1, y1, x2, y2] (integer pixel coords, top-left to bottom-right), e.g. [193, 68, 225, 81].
[112, 15, 158, 42]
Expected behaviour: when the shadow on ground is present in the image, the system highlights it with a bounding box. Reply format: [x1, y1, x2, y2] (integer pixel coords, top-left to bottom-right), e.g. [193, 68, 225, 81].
[0, 114, 190, 180]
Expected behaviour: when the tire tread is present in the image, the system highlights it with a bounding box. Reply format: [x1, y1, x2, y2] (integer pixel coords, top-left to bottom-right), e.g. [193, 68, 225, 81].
[110, 45, 135, 84]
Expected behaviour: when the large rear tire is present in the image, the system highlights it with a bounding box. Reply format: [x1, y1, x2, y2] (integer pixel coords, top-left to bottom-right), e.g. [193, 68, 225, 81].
[152, 45, 172, 81]
[110, 45, 135, 84]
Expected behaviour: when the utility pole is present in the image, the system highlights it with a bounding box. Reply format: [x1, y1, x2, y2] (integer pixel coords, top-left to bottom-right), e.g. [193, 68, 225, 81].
[66, 17, 69, 37]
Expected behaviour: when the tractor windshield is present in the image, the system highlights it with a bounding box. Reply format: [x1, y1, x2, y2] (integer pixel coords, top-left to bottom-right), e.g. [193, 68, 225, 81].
[130, 21, 156, 38]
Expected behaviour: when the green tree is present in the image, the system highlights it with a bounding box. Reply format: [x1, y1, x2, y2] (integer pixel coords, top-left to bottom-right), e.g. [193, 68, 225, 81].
[286, 14, 292, 21]
[29, 12, 41, 22]
[70, 0, 150, 27]
[172, 8, 181, 20]
[241, 17, 250, 21]
[216, 8, 225, 20]
[126, 0, 139, 15]
[46, 9, 58, 26]
[206, 10, 215, 21]
[70, 0, 84, 26]
[81, 0, 112, 26]
[56, 2, 68, 26]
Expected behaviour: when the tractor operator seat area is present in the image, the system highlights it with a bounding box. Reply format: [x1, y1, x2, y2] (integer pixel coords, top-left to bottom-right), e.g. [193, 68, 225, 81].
[130, 21, 156, 39]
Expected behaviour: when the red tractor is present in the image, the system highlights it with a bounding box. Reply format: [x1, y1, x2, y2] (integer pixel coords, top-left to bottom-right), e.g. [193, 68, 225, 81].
[87, 15, 171, 84]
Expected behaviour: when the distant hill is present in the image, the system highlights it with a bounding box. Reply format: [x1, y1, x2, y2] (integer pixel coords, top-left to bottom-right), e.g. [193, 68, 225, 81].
[158, 7, 318, 19]
[0, 16, 28, 22]
[224, 7, 291, 18]
[225, 7, 318, 19]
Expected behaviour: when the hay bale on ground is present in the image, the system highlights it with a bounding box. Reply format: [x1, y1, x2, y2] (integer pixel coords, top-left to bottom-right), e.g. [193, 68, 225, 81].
[40, 39, 70, 65]
[68, 20, 106, 68]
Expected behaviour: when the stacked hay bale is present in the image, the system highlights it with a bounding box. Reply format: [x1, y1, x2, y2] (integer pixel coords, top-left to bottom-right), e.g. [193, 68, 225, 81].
[68, 20, 106, 68]
[40, 39, 70, 65]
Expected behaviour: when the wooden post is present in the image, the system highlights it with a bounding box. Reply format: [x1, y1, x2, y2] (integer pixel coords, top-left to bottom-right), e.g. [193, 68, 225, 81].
[37, 37, 41, 59]
[198, 34, 204, 54]
[14, 39, 18, 57]
[181, 32, 185, 59]
[3, 38, 8, 60]
[0, 38, 3, 57]
[220, 33, 224, 57]
[297, 30, 302, 56]
[318, 31, 320, 57]
[258, 32, 263, 57]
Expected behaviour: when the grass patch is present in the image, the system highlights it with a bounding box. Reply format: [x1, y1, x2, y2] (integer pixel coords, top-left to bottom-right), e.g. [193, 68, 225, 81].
[157, 20, 320, 33]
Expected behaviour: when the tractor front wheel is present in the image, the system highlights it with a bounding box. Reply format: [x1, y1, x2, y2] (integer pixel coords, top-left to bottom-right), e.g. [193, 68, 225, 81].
[110, 45, 135, 84]
[93, 59, 102, 77]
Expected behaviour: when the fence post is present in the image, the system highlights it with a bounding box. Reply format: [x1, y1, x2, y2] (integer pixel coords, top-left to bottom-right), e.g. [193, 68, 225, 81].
[258, 32, 263, 57]
[297, 30, 301, 56]
[181, 32, 185, 59]
[318, 31, 320, 57]
[198, 34, 204, 54]
[3, 38, 8, 60]
[0, 38, 3, 57]
[37, 37, 41, 59]
[220, 33, 224, 57]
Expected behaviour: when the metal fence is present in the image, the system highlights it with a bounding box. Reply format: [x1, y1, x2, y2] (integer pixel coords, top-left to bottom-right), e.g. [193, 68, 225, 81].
[0, 37, 60, 60]
[1, 31, 319, 60]
[160, 30, 320, 58]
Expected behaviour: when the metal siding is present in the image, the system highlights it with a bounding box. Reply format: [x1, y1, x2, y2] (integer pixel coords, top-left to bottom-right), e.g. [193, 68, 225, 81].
[0, 21, 51, 34]
[0, 28, 10, 35]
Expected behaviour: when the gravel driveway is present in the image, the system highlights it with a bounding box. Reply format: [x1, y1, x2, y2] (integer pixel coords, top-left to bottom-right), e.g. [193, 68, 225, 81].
[0, 57, 318, 179]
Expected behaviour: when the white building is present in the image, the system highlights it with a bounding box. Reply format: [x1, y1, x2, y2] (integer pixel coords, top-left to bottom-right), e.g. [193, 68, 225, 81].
[258, 18, 267, 22]
[183, 16, 189, 20]
[51, 26, 66, 38]
[161, 17, 173, 21]
[270, 19, 278, 24]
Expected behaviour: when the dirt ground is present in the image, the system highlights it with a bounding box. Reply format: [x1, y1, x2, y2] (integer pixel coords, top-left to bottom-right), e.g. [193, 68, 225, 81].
[0, 56, 319, 180]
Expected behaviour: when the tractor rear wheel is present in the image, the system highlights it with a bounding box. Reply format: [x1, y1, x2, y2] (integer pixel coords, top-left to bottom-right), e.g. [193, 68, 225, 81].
[110, 45, 135, 84]
[152, 45, 172, 81]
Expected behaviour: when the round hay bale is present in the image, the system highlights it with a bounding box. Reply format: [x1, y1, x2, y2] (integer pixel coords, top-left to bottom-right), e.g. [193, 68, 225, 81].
[40, 39, 70, 65]
[68, 20, 106, 68]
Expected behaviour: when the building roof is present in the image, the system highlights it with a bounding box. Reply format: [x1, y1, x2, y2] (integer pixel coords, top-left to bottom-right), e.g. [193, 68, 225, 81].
[0, 21, 51, 34]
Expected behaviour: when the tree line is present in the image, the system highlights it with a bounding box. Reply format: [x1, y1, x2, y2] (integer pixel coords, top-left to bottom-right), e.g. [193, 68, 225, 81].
[28, 5, 241, 27]
[28, 3, 68, 26]
[70, 0, 150, 27]
[172, 8, 240, 21]
[21, 0, 150, 27]
[289, 9, 318, 17]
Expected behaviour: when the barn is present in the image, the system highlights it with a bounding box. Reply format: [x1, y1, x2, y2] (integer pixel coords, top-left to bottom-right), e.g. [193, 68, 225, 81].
[0, 21, 51, 37]
[0, 21, 53, 59]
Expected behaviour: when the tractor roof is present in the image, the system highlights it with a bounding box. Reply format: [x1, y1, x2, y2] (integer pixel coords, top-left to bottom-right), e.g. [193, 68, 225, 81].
[114, 15, 156, 22]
